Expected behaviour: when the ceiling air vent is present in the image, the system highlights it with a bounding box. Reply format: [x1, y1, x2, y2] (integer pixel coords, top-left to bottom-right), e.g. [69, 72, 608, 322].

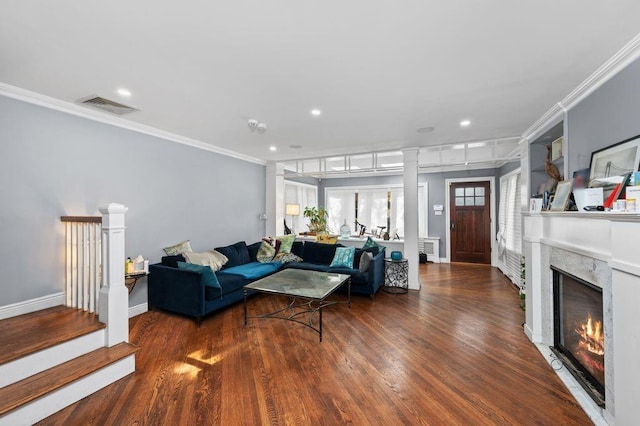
[78, 95, 139, 115]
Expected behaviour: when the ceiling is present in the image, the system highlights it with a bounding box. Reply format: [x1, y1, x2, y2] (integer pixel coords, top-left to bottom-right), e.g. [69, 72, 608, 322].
[1, 1, 640, 164]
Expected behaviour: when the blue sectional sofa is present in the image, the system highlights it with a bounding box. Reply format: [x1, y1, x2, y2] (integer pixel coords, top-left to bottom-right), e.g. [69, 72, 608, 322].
[148, 240, 385, 325]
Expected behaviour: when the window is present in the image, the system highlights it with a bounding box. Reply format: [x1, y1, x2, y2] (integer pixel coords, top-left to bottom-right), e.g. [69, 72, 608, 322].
[325, 185, 428, 238]
[498, 170, 522, 288]
[284, 181, 317, 233]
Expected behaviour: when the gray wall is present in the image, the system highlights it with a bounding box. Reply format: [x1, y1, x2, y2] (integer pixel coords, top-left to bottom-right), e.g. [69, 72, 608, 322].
[568, 57, 640, 173]
[319, 168, 501, 257]
[0, 96, 266, 308]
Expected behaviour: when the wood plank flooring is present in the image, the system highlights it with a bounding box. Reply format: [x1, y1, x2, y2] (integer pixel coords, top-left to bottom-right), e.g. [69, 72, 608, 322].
[38, 264, 592, 425]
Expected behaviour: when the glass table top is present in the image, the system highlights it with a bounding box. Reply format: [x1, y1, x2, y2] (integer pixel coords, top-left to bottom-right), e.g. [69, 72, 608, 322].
[244, 269, 351, 300]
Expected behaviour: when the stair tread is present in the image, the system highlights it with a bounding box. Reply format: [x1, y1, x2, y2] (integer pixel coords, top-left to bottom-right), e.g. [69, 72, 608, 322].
[0, 342, 138, 416]
[0, 306, 105, 365]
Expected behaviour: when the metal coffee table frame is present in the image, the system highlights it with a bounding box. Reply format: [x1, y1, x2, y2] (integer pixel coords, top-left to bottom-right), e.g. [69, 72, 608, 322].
[243, 269, 351, 342]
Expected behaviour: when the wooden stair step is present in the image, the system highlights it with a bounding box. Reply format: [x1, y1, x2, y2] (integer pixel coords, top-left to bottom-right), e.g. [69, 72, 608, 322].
[0, 306, 105, 365]
[0, 342, 138, 416]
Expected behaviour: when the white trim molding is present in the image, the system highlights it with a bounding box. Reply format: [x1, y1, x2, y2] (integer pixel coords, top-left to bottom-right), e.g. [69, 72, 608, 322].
[0, 83, 265, 166]
[444, 176, 497, 266]
[0, 292, 64, 320]
[128, 303, 148, 318]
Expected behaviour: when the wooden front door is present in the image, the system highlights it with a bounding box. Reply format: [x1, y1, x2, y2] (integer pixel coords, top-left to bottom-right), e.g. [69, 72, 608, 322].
[450, 181, 491, 264]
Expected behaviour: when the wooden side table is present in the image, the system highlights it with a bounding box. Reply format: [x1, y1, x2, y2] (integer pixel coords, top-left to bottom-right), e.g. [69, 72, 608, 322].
[125, 272, 148, 294]
[384, 258, 408, 294]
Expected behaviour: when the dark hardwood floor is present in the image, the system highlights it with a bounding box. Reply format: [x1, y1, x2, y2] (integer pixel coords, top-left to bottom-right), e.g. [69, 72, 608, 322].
[39, 264, 592, 425]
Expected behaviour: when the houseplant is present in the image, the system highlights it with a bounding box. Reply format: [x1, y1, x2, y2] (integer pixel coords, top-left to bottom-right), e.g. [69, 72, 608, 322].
[303, 207, 328, 233]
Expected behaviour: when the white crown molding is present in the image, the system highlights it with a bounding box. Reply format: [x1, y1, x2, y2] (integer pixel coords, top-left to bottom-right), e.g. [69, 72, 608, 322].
[0, 83, 266, 166]
[523, 32, 640, 143]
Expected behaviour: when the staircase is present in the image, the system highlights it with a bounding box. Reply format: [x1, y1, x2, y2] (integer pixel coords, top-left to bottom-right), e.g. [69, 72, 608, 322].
[0, 306, 137, 425]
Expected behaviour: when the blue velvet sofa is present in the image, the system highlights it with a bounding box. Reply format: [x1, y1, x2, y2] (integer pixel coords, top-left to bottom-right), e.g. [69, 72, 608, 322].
[148, 240, 385, 325]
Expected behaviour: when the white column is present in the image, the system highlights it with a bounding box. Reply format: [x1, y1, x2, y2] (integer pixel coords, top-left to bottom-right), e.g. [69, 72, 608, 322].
[98, 203, 129, 347]
[523, 214, 544, 342]
[403, 148, 420, 290]
[266, 162, 285, 236]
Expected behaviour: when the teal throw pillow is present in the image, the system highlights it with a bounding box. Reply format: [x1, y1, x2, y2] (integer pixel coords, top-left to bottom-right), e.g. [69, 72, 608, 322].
[177, 261, 221, 289]
[330, 246, 356, 269]
[362, 236, 384, 252]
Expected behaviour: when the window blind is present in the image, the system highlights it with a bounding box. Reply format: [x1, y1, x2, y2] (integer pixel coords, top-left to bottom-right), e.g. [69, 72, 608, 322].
[498, 171, 522, 288]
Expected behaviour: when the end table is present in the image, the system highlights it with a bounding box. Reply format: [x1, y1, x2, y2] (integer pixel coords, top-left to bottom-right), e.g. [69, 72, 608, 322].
[384, 258, 408, 294]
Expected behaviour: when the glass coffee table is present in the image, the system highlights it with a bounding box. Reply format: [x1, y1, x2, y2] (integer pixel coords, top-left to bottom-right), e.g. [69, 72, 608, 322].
[243, 269, 351, 342]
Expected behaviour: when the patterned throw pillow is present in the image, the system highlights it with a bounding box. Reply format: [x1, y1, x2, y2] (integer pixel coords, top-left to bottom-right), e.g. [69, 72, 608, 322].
[163, 240, 193, 256]
[276, 235, 296, 254]
[330, 246, 356, 268]
[362, 236, 384, 252]
[273, 252, 303, 263]
[182, 250, 228, 271]
[177, 262, 221, 289]
[256, 241, 277, 263]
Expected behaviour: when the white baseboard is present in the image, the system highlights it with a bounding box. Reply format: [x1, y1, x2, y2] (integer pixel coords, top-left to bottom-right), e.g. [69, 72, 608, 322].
[128, 303, 148, 318]
[439, 257, 448, 263]
[0, 293, 64, 320]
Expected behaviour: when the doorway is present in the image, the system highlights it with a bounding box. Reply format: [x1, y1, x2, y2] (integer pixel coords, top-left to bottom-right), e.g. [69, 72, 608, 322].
[448, 181, 492, 264]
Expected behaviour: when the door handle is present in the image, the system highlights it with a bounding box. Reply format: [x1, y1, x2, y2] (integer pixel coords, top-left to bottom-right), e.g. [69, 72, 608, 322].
[451, 222, 455, 230]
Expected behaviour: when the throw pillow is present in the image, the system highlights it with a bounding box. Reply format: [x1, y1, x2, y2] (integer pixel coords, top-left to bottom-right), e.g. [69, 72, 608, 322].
[177, 261, 221, 289]
[163, 240, 193, 256]
[256, 241, 277, 263]
[183, 250, 228, 271]
[330, 246, 356, 268]
[362, 236, 384, 252]
[276, 235, 296, 254]
[358, 251, 373, 272]
[273, 252, 303, 263]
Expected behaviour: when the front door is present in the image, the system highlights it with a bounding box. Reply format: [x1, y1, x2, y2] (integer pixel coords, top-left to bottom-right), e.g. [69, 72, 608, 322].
[450, 181, 491, 264]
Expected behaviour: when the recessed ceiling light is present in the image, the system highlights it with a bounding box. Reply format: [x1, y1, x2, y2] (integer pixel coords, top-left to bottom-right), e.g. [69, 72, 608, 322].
[269, 146, 277, 152]
[117, 88, 131, 97]
[460, 120, 471, 127]
[416, 126, 435, 134]
[311, 109, 322, 116]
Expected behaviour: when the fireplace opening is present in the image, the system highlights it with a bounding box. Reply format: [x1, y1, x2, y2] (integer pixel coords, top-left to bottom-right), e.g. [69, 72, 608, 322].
[551, 266, 605, 407]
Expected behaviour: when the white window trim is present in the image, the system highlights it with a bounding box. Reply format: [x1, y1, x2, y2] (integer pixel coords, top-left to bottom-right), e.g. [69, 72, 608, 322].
[444, 176, 496, 266]
[284, 179, 318, 233]
[323, 183, 429, 237]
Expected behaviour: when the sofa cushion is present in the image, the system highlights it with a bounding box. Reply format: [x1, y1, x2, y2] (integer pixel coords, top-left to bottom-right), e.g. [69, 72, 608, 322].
[256, 241, 277, 263]
[161, 254, 186, 268]
[362, 236, 384, 252]
[247, 241, 262, 262]
[327, 267, 369, 286]
[216, 241, 251, 268]
[291, 241, 304, 258]
[330, 246, 356, 268]
[276, 235, 296, 254]
[163, 240, 193, 256]
[301, 241, 341, 265]
[274, 252, 303, 264]
[354, 247, 380, 266]
[218, 261, 281, 280]
[177, 262, 221, 289]
[183, 250, 228, 271]
[358, 251, 373, 272]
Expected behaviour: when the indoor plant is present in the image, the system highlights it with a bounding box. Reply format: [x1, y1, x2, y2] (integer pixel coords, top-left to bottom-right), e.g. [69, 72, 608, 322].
[303, 207, 329, 233]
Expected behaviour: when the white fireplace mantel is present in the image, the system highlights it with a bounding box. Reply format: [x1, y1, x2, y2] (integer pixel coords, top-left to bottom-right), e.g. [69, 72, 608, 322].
[523, 211, 640, 425]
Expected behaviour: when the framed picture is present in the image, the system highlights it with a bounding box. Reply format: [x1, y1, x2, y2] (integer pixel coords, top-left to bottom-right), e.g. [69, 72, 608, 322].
[589, 134, 640, 188]
[549, 181, 572, 211]
[551, 137, 564, 161]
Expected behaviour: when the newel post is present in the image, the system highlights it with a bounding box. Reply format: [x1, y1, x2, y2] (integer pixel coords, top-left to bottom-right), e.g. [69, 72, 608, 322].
[98, 203, 129, 346]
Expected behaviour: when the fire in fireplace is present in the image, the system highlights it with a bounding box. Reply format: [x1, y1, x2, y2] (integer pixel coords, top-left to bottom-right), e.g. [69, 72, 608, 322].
[551, 267, 605, 407]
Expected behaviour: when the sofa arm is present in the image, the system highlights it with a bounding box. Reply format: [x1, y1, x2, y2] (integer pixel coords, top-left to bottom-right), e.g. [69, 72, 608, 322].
[148, 264, 206, 319]
[367, 251, 386, 292]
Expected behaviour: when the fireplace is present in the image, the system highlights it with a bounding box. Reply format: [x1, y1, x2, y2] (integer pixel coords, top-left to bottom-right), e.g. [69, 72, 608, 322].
[552, 267, 605, 407]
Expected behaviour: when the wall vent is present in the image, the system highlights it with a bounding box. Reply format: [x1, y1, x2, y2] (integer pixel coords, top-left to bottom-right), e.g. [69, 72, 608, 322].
[78, 95, 139, 115]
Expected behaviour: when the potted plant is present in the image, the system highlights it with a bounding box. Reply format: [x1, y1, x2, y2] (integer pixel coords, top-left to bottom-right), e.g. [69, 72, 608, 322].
[303, 207, 328, 234]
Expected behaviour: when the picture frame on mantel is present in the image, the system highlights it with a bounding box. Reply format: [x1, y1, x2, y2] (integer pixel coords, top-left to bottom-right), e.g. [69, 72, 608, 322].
[589, 134, 640, 188]
[549, 180, 572, 211]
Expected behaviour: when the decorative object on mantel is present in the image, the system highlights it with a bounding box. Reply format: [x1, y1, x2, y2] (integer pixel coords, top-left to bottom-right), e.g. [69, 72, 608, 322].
[589, 134, 640, 202]
[549, 181, 573, 211]
[545, 144, 563, 192]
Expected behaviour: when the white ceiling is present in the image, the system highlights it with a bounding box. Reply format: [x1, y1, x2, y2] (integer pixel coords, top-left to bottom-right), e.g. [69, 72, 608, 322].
[1, 1, 640, 163]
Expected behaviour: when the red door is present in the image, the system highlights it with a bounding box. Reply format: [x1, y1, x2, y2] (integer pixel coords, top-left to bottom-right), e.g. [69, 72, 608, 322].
[450, 181, 491, 264]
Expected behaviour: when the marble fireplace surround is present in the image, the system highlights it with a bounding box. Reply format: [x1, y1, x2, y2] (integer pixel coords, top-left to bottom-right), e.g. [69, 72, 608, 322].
[523, 212, 640, 426]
